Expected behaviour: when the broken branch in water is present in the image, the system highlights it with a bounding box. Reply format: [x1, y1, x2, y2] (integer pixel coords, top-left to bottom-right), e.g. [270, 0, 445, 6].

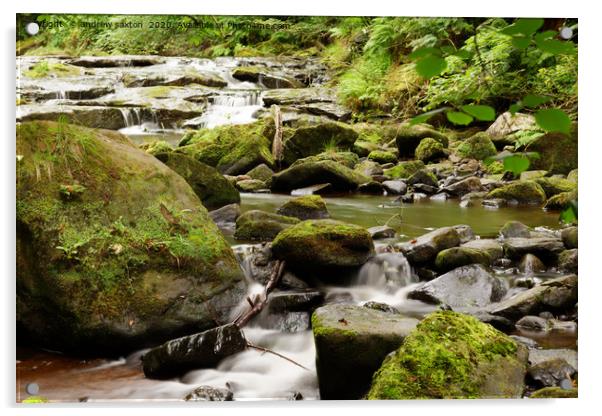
[233, 260, 285, 328]
[246, 341, 310, 372]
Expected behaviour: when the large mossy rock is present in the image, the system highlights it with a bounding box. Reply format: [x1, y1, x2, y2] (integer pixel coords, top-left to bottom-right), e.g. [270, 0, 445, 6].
[276, 195, 329, 220]
[271, 160, 370, 193]
[312, 304, 419, 399]
[527, 128, 578, 175]
[155, 152, 240, 210]
[16, 121, 246, 353]
[486, 181, 547, 205]
[434, 247, 493, 272]
[383, 160, 425, 179]
[281, 120, 358, 165]
[394, 124, 449, 157]
[177, 120, 274, 175]
[455, 132, 497, 160]
[234, 210, 300, 241]
[533, 177, 576, 198]
[272, 220, 374, 277]
[289, 151, 359, 169]
[415, 137, 445, 162]
[367, 311, 528, 399]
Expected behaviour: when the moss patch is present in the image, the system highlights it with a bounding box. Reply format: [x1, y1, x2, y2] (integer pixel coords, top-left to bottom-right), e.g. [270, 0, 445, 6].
[415, 137, 445, 162]
[367, 311, 526, 399]
[456, 132, 497, 160]
[24, 61, 82, 78]
[486, 181, 547, 205]
[384, 160, 425, 179]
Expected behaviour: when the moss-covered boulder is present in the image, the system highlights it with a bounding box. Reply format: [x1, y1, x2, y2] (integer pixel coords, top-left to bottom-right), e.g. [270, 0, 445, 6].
[271, 160, 370, 193]
[312, 304, 419, 399]
[281, 120, 358, 165]
[177, 120, 274, 175]
[455, 132, 497, 160]
[16, 121, 246, 353]
[155, 152, 240, 210]
[527, 128, 578, 175]
[355, 160, 383, 177]
[561, 226, 578, 249]
[533, 177, 576, 198]
[544, 190, 577, 211]
[290, 151, 359, 169]
[367, 150, 397, 164]
[272, 220, 374, 276]
[486, 181, 547, 205]
[383, 160, 425, 179]
[235, 179, 268, 193]
[246, 163, 274, 186]
[434, 247, 493, 272]
[367, 311, 528, 399]
[276, 195, 329, 220]
[398, 226, 461, 264]
[415, 137, 445, 162]
[234, 210, 299, 241]
[394, 124, 449, 157]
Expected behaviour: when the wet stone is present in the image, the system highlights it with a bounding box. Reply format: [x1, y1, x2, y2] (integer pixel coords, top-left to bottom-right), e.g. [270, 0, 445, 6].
[184, 385, 234, 401]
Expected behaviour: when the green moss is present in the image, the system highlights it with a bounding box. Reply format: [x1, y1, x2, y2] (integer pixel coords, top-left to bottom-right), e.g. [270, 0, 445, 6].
[277, 195, 329, 220]
[291, 151, 360, 169]
[456, 132, 497, 160]
[530, 387, 577, 398]
[486, 180, 547, 205]
[544, 190, 577, 211]
[384, 160, 425, 179]
[24, 61, 82, 78]
[485, 160, 505, 174]
[368, 150, 398, 164]
[177, 120, 274, 175]
[435, 247, 492, 271]
[415, 137, 445, 162]
[367, 311, 521, 399]
[395, 124, 449, 157]
[138, 140, 173, 156]
[234, 210, 299, 241]
[534, 177, 576, 198]
[311, 312, 359, 338]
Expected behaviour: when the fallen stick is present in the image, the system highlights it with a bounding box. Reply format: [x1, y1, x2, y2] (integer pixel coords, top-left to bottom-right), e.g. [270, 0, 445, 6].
[246, 341, 310, 372]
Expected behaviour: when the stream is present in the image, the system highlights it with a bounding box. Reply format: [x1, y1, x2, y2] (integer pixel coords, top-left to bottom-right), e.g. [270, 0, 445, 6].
[16, 54, 576, 402]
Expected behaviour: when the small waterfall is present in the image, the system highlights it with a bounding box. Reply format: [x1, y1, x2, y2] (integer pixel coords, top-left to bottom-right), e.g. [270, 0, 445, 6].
[195, 90, 263, 129]
[119, 107, 142, 128]
[356, 252, 417, 291]
[118, 107, 163, 134]
[55, 90, 67, 100]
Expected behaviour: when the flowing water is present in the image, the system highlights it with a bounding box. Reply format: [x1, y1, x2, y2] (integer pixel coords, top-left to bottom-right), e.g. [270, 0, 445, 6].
[16, 55, 575, 402]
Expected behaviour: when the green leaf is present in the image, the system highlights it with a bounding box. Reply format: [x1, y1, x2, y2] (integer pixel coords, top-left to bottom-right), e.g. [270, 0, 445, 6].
[409, 108, 448, 126]
[522, 94, 552, 108]
[535, 38, 577, 55]
[461, 105, 496, 121]
[501, 18, 544, 36]
[511, 36, 531, 49]
[560, 200, 578, 224]
[415, 55, 447, 79]
[509, 103, 522, 114]
[503, 154, 531, 175]
[446, 111, 473, 126]
[409, 47, 441, 60]
[534, 109, 572, 134]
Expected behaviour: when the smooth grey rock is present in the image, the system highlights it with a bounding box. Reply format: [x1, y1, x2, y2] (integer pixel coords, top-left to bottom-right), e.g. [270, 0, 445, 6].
[184, 385, 233, 401]
[382, 180, 407, 195]
[408, 264, 506, 308]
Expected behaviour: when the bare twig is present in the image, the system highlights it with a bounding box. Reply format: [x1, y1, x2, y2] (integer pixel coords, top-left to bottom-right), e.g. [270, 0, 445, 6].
[246, 341, 310, 371]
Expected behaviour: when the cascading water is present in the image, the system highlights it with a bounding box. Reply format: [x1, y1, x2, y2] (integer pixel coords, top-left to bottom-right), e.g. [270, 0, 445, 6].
[194, 90, 264, 129]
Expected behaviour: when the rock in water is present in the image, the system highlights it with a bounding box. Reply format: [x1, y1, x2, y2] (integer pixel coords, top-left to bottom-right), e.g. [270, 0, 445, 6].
[271, 160, 370, 193]
[486, 181, 547, 205]
[184, 385, 233, 401]
[234, 210, 300, 241]
[311, 304, 419, 399]
[408, 264, 506, 307]
[367, 311, 528, 399]
[397, 226, 461, 264]
[272, 220, 374, 279]
[143, 324, 247, 379]
[489, 275, 577, 320]
[154, 152, 240, 210]
[16, 121, 246, 353]
[434, 247, 492, 272]
[276, 195, 329, 220]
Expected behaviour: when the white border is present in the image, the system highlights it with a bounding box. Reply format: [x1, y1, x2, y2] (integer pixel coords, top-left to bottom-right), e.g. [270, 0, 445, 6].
[2, 1, 599, 415]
